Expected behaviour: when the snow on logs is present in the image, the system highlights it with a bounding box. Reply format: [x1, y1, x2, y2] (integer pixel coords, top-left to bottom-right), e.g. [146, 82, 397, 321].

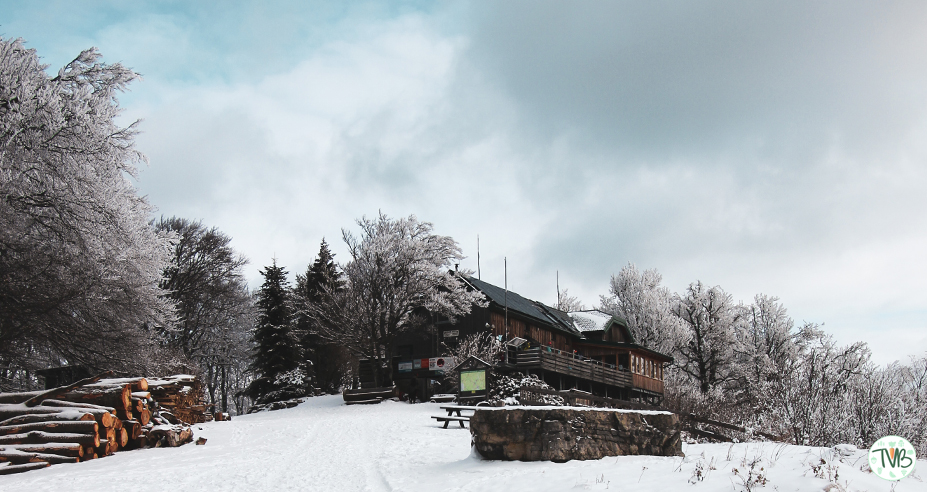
[146, 375, 207, 424]
[0, 375, 200, 475]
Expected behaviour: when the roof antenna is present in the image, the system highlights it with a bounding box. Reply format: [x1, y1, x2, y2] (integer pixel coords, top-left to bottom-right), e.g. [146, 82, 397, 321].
[504, 257, 509, 365]
[477, 235, 481, 280]
[556, 270, 560, 310]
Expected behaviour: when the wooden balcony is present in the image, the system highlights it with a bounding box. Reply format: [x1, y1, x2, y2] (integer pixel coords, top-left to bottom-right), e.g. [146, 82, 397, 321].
[511, 348, 633, 389]
[632, 373, 664, 394]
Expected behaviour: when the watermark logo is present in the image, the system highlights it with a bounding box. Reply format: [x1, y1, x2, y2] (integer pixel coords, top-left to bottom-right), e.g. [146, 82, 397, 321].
[869, 435, 916, 481]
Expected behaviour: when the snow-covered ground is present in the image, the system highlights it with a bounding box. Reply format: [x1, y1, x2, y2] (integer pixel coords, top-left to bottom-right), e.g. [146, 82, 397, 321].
[3, 395, 925, 491]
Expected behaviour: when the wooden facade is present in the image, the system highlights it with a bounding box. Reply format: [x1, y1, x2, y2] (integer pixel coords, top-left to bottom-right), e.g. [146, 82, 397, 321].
[454, 277, 672, 404]
[488, 312, 572, 353]
[387, 275, 672, 404]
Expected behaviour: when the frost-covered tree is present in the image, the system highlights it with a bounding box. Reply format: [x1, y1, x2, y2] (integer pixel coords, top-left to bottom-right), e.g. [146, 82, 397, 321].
[600, 264, 681, 354]
[672, 281, 741, 394]
[155, 217, 253, 412]
[293, 239, 352, 393]
[0, 38, 173, 387]
[773, 323, 869, 446]
[245, 261, 307, 404]
[897, 354, 927, 454]
[156, 217, 251, 358]
[313, 213, 485, 386]
[730, 294, 795, 410]
[443, 331, 502, 387]
[556, 288, 585, 312]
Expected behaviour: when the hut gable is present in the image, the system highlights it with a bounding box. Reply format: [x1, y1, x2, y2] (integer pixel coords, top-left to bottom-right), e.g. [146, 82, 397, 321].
[568, 310, 635, 344]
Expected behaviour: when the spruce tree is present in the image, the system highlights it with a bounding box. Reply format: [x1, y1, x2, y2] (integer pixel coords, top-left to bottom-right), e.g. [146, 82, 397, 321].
[294, 239, 348, 393]
[246, 260, 304, 404]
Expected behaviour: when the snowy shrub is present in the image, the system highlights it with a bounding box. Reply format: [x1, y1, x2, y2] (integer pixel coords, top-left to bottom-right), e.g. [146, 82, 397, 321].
[248, 398, 306, 413]
[731, 449, 769, 492]
[486, 372, 564, 406]
[687, 453, 717, 484]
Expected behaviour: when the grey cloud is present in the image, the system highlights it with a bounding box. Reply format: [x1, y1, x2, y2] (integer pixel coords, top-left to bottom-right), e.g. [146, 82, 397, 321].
[467, 1, 927, 165]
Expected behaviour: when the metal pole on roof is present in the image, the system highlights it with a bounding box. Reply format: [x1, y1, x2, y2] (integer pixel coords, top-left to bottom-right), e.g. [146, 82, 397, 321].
[556, 270, 560, 310]
[477, 235, 480, 280]
[504, 257, 508, 365]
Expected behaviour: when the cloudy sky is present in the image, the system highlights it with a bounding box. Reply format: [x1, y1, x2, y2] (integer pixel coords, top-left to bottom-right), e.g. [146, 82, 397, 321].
[5, 1, 926, 364]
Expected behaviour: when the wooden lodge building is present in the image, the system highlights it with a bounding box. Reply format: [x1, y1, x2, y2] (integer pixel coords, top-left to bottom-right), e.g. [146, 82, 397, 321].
[389, 276, 672, 405]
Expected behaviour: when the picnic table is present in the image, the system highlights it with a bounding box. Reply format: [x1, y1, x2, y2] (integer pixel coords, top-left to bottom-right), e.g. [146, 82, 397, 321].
[431, 405, 479, 428]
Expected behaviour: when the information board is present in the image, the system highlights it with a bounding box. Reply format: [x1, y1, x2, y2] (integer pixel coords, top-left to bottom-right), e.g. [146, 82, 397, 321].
[459, 369, 486, 393]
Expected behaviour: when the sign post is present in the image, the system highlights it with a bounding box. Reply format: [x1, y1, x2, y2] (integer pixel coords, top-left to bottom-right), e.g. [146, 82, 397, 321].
[452, 355, 492, 403]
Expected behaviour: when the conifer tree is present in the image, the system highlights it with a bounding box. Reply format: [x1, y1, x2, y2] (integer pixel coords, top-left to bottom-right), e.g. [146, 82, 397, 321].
[245, 260, 305, 404]
[294, 240, 350, 393]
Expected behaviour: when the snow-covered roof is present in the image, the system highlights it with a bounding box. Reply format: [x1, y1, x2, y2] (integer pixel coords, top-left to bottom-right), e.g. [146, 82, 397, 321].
[568, 310, 614, 333]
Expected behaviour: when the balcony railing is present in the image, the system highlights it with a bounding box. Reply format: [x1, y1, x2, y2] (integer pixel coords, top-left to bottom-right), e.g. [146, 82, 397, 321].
[511, 347, 633, 389]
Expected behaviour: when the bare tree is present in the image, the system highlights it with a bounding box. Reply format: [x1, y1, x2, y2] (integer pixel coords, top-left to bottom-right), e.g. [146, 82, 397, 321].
[155, 217, 251, 358]
[772, 323, 869, 446]
[313, 213, 485, 386]
[672, 281, 741, 394]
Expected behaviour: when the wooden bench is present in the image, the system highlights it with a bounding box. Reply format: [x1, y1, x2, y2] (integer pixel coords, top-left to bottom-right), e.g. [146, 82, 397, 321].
[344, 397, 383, 405]
[431, 405, 479, 428]
[431, 415, 470, 428]
[440, 405, 479, 413]
[342, 387, 393, 405]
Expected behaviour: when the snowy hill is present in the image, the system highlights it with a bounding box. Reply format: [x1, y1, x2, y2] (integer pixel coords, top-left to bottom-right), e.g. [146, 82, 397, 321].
[3, 395, 925, 491]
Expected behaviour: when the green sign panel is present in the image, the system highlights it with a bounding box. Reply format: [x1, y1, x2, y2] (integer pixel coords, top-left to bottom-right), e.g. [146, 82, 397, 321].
[460, 370, 486, 393]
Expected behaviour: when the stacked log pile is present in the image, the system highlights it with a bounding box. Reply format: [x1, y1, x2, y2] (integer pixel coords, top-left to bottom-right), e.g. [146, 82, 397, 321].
[0, 373, 201, 476]
[146, 375, 208, 424]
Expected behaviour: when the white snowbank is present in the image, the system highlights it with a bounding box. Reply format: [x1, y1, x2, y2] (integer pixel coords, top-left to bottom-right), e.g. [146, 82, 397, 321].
[2, 395, 924, 491]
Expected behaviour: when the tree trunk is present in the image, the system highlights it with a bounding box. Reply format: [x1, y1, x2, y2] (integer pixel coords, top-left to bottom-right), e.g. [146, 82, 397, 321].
[122, 419, 141, 439]
[95, 438, 113, 457]
[60, 385, 132, 413]
[0, 412, 96, 427]
[0, 430, 99, 447]
[3, 443, 83, 459]
[0, 461, 50, 475]
[0, 451, 78, 465]
[21, 372, 112, 407]
[95, 378, 148, 392]
[117, 427, 128, 448]
[0, 405, 70, 421]
[0, 420, 98, 437]
[221, 364, 228, 413]
[0, 391, 44, 404]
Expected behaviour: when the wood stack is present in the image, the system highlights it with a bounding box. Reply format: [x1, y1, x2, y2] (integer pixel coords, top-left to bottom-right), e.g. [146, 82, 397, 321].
[0, 373, 198, 476]
[146, 375, 208, 424]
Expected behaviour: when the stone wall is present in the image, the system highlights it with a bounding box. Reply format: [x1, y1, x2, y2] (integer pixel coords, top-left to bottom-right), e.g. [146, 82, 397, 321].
[469, 407, 683, 462]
